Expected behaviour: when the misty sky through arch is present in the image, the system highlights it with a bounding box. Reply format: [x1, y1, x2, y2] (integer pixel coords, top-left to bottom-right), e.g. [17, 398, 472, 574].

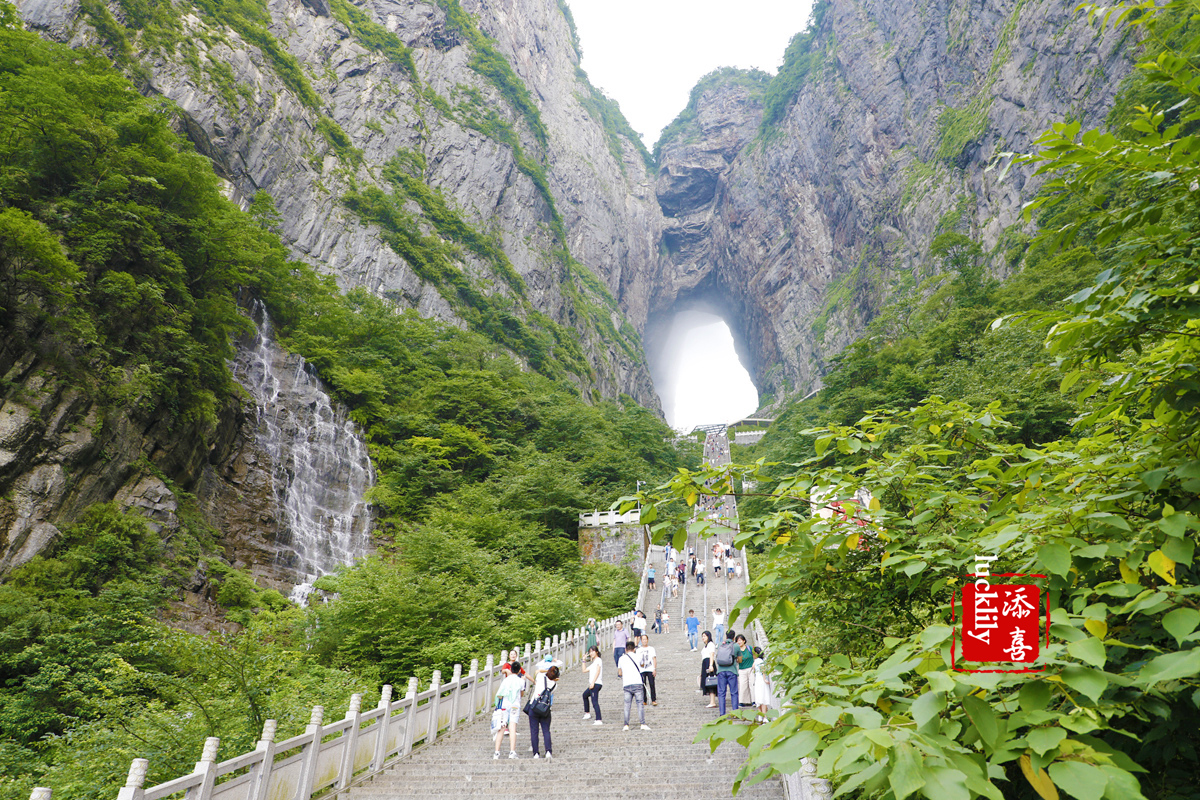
[650, 310, 759, 431]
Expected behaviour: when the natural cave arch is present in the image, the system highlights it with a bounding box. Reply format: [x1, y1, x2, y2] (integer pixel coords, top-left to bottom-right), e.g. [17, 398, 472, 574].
[644, 290, 760, 430]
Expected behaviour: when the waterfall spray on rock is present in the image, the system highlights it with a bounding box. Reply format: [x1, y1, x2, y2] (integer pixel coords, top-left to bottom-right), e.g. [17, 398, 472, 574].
[232, 300, 374, 603]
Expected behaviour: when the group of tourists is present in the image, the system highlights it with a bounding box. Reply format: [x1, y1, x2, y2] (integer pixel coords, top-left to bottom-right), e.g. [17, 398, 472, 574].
[697, 626, 773, 720]
[489, 530, 776, 761]
[709, 540, 741, 580]
[491, 650, 563, 760]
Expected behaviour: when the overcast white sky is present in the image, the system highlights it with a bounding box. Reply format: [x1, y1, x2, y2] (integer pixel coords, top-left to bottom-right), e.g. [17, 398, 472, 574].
[565, 0, 814, 428]
[566, 0, 816, 146]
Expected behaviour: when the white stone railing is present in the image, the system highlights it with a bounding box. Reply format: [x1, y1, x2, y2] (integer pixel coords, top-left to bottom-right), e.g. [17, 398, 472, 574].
[578, 508, 640, 527]
[27, 612, 631, 800]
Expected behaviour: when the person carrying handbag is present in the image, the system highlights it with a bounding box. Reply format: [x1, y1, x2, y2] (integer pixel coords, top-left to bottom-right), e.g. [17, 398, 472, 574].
[699, 631, 717, 708]
[492, 662, 524, 759]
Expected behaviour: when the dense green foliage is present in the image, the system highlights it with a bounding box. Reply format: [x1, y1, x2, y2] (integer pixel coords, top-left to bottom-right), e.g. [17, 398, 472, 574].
[654, 67, 771, 161]
[759, 0, 831, 133]
[743, 229, 1097, 471]
[638, 4, 1200, 798]
[0, 15, 687, 797]
[0, 30, 251, 428]
[0, 503, 373, 798]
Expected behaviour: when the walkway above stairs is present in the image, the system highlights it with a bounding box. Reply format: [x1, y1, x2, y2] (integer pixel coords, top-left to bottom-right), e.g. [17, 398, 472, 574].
[351, 546, 783, 800]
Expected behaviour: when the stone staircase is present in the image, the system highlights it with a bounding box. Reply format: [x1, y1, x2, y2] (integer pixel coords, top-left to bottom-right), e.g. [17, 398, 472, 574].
[348, 547, 782, 799]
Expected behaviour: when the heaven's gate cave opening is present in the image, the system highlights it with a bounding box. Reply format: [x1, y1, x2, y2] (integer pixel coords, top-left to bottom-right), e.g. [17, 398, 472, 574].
[645, 301, 759, 431]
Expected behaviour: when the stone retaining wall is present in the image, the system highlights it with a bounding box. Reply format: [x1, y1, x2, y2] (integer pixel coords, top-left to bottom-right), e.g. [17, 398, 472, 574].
[579, 523, 646, 576]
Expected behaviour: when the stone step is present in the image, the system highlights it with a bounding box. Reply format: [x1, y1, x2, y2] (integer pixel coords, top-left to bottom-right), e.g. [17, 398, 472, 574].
[353, 544, 782, 799]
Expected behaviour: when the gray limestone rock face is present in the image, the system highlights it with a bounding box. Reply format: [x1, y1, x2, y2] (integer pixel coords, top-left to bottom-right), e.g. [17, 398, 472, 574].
[15, 0, 663, 412]
[651, 0, 1135, 406]
[0, 350, 241, 577]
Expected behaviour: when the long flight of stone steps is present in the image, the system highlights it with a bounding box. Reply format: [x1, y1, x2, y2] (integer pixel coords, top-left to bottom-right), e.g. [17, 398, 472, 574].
[349, 546, 782, 799]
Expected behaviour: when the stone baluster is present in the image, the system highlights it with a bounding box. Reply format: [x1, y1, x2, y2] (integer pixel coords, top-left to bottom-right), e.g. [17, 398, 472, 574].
[483, 654, 496, 714]
[183, 737, 219, 800]
[371, 685, 393, 772]
[337, 694, 363, 790]
[401, 677, 419, 757]
[523, 642, 531, 662]
[449, 664, 464, 731]
[426, 670, 442, 744]
[467, 659, 480, 718]
[296, 707, 324, 800]
[116, 758, 149, 800]
[249, 720, 278, 800]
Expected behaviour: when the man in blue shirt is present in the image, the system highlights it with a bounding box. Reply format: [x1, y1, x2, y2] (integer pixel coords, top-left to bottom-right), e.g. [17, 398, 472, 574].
[686, 609, 700, 651]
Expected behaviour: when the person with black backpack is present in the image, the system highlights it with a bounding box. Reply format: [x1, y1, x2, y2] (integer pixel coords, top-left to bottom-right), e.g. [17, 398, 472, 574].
[715, 629, 740, 715]
[525, 663, 560, 759]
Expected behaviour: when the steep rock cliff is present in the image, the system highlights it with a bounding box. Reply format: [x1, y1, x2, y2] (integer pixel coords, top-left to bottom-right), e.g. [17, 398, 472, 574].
[16, 0, 662, 407]
[652, 0, 1135, 404]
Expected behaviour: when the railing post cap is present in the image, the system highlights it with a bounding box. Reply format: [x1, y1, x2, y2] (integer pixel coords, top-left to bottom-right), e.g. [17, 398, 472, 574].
[30, 789, 52, 800]
[259, 719, 278, 745]
[199, 737, 219, 765]
[309, 706, 324, 726]
[123, 758, 149, 788]
[348, 693, 363, 714]
[380, 684, 393, 704]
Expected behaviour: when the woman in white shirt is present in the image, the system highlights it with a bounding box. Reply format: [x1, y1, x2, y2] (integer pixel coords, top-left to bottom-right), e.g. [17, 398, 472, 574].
[752, 646, 773, 723]
[581, 645, 604, 725]
[699, 632, 717, 708]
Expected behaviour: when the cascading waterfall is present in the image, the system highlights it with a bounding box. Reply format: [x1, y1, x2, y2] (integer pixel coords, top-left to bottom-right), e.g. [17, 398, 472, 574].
[232, 300, 374, 603]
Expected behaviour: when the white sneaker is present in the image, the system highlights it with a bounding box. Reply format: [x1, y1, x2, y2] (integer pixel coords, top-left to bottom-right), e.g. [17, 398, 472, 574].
[493, 751, 500, 759]
[509, 751, 518, 759]
[623, 725, 630, 731]
[533, 753, 540, 759]
[545, 753, 553, 761]
[640, 724, 651, 731]
[593, 720, 604, 726]
[582, 713, 591, 720]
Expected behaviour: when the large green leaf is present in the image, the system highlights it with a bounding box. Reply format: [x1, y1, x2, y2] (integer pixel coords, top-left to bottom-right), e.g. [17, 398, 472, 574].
[1048, 761, 1109, 800]
[962, 695, 999, 749]
[889, 742, 927, 800]
[1061, 666, 1108, 702]
[1162, 608, 1200, 645]
[1067, 637, 1107, 667]
[1038, 543, 1072, 577]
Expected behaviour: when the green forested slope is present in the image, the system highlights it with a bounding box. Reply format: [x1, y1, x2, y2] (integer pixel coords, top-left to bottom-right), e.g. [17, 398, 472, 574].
[642, 4, 1200, 798]
[0, 10, 691, 796]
